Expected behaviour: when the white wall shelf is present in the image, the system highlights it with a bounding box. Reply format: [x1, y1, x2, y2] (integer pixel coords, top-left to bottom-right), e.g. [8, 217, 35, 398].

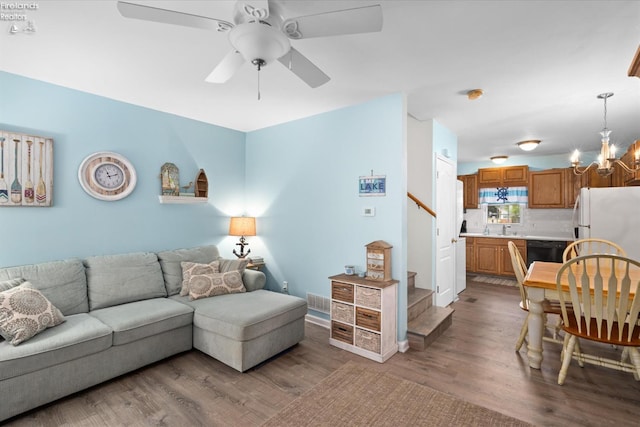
[158, 195, 207, 204]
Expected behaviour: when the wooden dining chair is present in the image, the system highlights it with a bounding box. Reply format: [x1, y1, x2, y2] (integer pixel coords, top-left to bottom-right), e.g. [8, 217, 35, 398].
[555, 254, 640, 385]
[508, 241, 564, 351]
[563, 238, 626, 262]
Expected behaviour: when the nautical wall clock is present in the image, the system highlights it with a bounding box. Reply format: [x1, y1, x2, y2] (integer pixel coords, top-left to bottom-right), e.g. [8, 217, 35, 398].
[78, 151, 137, 201]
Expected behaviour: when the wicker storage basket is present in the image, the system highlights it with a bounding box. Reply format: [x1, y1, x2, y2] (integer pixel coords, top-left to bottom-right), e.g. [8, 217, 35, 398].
[331, 301, 354, 324]
[355, 328, 381, 353]
[355, 286, 381, 309]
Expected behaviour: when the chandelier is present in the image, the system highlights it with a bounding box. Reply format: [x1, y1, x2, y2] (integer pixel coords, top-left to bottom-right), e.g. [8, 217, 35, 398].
[570, 92, 640, 177]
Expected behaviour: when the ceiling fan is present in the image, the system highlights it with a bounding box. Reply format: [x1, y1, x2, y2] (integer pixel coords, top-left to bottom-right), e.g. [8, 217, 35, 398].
[117, 1, 383, 88]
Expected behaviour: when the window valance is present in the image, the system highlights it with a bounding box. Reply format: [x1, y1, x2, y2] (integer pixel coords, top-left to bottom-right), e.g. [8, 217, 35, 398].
[479, 186, 528, 204]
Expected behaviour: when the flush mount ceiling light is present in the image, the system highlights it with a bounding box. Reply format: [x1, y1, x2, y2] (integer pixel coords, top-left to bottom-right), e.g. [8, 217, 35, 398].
[467, 89, 484, 100]
[491, 156, 508, 164]
[517, 140, 541, 152]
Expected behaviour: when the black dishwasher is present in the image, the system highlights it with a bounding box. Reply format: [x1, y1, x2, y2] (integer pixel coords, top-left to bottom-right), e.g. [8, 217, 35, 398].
[526, 240, 567, 267]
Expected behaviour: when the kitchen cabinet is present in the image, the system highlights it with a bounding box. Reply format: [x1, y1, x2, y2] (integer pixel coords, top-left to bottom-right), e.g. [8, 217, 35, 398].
[622, 140, 640, 186]
[465, 237, 475, 272]
[478, 165, 529, 188]
[329, 274, 398, 363]
[529, 168, 582, 209]
[528, 169, 566, 208]
[474, 238, 526, 277]
[579, 167, 612, 188]
[458, 174, 478, 209]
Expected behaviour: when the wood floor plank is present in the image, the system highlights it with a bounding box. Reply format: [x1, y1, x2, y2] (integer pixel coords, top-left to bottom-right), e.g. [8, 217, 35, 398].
[5, 279, 640, 426]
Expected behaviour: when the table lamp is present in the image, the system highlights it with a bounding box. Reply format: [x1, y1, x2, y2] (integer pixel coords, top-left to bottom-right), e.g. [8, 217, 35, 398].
[229, 216, 256, 258]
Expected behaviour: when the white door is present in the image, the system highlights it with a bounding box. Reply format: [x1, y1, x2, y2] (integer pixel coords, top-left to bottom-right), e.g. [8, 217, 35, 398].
[435, 155, 456, 306]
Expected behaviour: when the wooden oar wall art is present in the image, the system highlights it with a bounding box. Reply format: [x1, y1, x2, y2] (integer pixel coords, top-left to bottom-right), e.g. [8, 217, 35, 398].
[0, 131, 53, 207]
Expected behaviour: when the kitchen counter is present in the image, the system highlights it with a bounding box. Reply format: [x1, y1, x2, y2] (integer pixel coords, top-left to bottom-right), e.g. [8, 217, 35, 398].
[460, 232, 573, 242]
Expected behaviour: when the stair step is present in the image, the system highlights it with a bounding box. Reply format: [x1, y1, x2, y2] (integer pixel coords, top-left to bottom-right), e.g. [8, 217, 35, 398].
[407, 306, 454, 351]
[407, 288, 432, 322]
[407, 271, 417, 293]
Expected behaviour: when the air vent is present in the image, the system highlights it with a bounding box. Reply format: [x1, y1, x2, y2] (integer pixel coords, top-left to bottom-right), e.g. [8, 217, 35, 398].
[307, 293, 331, 314]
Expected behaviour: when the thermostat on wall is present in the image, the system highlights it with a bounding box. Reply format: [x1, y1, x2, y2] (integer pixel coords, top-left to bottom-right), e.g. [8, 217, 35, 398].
[362, 207, 375, 216]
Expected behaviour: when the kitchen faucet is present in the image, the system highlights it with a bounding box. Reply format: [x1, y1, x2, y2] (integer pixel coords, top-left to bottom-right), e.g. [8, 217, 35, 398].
[502, 224, 511, 235]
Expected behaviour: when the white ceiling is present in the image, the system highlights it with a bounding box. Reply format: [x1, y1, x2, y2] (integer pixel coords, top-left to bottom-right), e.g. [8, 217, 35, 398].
[1, 0, 639, 162]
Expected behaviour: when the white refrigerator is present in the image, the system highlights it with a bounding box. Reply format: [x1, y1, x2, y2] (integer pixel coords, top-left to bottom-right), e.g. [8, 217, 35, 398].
[455, 180, 466, 294]
[575, 187, 640, 261]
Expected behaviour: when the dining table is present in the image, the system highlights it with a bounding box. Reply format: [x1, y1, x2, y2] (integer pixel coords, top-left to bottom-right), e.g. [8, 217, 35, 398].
[522, 259, 639, 369]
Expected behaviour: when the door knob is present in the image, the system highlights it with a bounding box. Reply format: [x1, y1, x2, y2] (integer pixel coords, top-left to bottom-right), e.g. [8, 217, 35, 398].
[451, 238, 458, 243]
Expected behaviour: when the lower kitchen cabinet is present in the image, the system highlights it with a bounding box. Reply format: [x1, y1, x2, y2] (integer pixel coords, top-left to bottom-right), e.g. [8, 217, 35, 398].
[466, 237, 475, 272]
[473, 238, 526, 277]
[329, 274, 398, 363]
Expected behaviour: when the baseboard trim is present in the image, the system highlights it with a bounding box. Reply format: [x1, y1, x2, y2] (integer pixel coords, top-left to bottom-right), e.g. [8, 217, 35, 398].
[305, 314, 330, 329]
[398, 339, 409, 353]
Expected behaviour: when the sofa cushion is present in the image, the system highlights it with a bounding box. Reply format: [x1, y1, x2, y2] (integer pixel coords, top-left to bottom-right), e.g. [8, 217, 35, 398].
[85, 252, 166, 310]
[0, 259, 88, 315]
[188, 271, 246, 300]
[180, 260, 220, 296]
[172, 290, 307, 341]
[89, 298, 193, 346]
[157, 246, 221, 296]
[0, 313, 112, 381]
[0, 278, 25, 292]
[0, 283, 66, 345]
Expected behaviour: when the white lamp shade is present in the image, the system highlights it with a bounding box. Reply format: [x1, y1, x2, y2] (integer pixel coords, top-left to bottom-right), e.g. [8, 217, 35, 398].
[229, 217, 256, 236]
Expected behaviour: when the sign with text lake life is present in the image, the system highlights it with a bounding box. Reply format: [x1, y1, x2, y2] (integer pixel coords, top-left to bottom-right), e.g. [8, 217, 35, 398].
[359, 175, 386, 197]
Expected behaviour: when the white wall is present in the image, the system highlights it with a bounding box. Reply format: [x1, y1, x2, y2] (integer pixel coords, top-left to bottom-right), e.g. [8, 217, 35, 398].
[407, 116, 434, 289]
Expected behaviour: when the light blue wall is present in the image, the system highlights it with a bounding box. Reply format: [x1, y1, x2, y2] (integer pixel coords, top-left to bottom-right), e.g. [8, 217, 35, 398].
[433, 119, 458, 166]
[0, 71, 246, 267]
[245, 94, 408, 340]
[458, 152, 599, 175]
[1, 72, 410, 341]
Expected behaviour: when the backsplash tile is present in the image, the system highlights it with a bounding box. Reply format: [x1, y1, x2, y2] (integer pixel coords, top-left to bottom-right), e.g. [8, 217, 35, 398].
[463, 207, 574, 238]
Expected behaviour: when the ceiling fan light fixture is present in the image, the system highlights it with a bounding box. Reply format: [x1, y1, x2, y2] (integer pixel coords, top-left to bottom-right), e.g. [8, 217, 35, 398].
[517, 139, 541, 151]
[491, 155, 508, 164]
[229, 23, 290, 65]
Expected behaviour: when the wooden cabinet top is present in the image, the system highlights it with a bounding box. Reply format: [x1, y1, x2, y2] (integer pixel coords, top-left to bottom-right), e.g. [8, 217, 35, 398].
[329, 274, 398, 289]
[478, 165, 528, 187]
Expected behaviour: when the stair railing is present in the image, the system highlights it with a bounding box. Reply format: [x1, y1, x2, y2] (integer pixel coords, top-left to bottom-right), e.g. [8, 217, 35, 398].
[407, 192, 436, 218]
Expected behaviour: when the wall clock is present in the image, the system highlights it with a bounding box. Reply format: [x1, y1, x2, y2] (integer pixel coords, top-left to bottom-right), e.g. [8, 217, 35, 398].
[78, 151, 137, 201]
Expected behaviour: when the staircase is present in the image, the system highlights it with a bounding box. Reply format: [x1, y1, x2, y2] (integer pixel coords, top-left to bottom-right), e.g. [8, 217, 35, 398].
[406, 271, 454, 351]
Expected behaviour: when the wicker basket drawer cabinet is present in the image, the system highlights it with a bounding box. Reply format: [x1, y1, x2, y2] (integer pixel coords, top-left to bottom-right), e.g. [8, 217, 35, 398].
[329, 274, 398, 363]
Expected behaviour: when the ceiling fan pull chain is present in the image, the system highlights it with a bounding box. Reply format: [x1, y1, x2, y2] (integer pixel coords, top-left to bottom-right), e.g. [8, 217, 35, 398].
[257, 62, 261, 101]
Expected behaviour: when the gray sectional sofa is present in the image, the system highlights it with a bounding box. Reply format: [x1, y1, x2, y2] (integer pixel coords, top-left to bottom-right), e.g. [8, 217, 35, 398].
[0, 245, 307, 422]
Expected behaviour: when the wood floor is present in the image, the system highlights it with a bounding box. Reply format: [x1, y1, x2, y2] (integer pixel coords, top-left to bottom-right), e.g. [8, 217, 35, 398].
[5, 278, 640, 426]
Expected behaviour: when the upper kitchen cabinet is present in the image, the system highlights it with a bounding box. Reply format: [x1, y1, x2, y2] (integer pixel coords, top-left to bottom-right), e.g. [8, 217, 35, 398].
[622, 140, 640, 186]
[458, 174, 478, 209]
[478, 165, 528, 188]
[529, 169, 567, 208]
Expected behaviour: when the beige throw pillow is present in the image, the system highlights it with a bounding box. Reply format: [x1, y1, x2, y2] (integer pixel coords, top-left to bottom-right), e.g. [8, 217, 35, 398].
[188, 271, 246, 300]
[180, 261, 220, 296]
[0, 282, 65, 345]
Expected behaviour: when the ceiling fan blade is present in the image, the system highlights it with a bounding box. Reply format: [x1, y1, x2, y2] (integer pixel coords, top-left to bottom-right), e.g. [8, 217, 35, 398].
[282, 4, 382, 39]
[234, 1, 270, 23]
[117, 1, 233, 32]
[205, 50, 246, 83]
[278, 47, 330, 88]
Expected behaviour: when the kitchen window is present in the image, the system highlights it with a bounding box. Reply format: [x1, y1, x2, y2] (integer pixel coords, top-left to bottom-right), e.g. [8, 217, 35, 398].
[486, 204, 522, 224]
